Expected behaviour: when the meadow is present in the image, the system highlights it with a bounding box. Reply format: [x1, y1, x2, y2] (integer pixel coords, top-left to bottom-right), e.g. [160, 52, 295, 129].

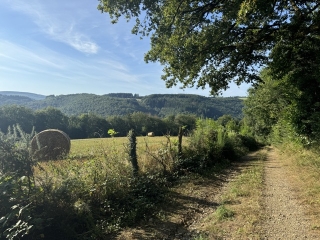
[25, 135, 188, 237]
[42, 135, 188, 173]
[34, 135, 187, 198]
[69, 136, 183, 159]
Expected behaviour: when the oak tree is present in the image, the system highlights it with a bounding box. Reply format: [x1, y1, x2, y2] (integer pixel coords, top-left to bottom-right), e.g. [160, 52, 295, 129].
[98, 0, 320, 94]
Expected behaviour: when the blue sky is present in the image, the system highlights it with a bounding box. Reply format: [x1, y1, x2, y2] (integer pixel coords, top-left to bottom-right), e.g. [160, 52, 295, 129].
[0, 0, 251, 97]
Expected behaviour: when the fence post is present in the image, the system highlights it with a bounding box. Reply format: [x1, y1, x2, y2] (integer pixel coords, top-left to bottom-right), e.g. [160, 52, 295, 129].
[178, 126, 183, 159]
[128, 129, 139, 177]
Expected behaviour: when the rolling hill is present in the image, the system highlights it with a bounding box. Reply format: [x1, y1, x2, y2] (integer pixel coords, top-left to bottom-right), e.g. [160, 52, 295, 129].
[0, 92, 245, 119]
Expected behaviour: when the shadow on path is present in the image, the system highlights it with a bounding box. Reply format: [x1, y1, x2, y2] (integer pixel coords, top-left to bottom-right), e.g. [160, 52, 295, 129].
[107, 150, 264, 240]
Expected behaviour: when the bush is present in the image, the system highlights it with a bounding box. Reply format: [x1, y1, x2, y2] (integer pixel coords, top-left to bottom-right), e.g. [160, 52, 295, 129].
[0, 126, 38, 240]
[178, 119, 259, 173]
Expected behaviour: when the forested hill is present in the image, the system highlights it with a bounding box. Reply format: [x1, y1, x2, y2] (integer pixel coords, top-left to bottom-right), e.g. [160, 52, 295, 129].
[141, 94, 244, 118]
[0, 93, 244, 119]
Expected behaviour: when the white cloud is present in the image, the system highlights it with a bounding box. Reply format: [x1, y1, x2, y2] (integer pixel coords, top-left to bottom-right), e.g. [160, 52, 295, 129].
[4, 0, 99, 54]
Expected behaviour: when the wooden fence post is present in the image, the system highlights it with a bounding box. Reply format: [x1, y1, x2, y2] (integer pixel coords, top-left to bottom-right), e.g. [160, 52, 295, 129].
[178, 126, 183, 159]
[128, 129, 139, 177]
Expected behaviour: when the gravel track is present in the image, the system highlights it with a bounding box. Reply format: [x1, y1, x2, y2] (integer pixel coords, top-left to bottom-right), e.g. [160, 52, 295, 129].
[261, 148, 318, 239]
[109, 148, 320, 239]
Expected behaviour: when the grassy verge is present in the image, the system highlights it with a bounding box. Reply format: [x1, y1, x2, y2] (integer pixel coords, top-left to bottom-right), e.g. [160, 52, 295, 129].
[194, 150, 266, 240]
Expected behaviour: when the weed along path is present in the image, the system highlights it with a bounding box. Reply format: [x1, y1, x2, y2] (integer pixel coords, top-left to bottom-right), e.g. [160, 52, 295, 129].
[261, 147, 318, 239]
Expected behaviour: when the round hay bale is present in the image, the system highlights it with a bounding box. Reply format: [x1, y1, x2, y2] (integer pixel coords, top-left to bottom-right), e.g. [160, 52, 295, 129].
[31, 129, 71, 160]
[147, 132, 155, 137]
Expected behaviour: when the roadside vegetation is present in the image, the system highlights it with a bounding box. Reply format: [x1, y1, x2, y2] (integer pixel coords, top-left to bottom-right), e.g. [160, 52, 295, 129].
[0, 116, 258, 239]
[243, 66, 320, 235]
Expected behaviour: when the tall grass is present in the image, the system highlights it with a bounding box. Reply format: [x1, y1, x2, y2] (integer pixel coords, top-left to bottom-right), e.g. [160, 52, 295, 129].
[33, 135, 183, 236]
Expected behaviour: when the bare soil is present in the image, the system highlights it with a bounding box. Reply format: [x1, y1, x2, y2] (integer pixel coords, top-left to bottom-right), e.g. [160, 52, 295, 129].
[110, 148, 320, 239]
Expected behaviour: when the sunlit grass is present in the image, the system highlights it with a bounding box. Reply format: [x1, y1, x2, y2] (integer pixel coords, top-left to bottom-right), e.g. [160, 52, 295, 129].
[69, 136, 180, 157]
[198, 150, 265, 239]
[33, 136, 188, 193]
[29, 135, 191, 236]
[214, 205, 235, 221]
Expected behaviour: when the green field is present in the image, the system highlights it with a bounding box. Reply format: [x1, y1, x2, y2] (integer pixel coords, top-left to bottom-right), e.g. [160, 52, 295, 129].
[26, 135, 189, 237]
[35, 136, 188, 188]
[69, 136, 182, 157]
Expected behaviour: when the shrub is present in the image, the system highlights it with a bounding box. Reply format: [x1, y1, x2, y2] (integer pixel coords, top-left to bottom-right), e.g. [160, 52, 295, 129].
[0, 126, 39, 240]
[178, 119, 258, 173]
[177, 119, 224, 172]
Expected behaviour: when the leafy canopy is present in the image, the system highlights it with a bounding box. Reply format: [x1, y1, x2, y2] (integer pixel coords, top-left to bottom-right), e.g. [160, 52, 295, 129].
[243, 68, 299, 140]
[98, 0, 320, 94]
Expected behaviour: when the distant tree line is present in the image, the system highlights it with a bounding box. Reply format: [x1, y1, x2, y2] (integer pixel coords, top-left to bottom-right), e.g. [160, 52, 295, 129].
[0, 105, 200, 139]
[105, 93, 140, 98]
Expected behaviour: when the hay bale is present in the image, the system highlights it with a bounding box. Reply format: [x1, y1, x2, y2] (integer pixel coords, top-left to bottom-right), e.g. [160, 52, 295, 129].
[31, 129, 71, 160]
[147, 132, 155, 137]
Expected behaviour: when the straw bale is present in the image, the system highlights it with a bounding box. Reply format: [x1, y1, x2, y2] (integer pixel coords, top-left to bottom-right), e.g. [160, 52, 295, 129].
[31, 129, 71, 160]
[147, 132, 155, 137]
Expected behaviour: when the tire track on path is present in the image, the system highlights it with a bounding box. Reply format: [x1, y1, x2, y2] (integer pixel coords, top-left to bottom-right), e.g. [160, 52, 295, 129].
[261, 147, 318, 239]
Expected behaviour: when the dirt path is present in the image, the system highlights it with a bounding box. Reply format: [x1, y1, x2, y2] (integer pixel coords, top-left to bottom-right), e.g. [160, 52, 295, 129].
[261, 148, 318, 239]
[111, 148, 319, 239]
[111, 166, 240, 240]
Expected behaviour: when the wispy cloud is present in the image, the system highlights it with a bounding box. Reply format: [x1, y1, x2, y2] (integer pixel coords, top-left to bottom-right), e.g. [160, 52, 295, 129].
[95, 59, 128, 72]
[0, 40, 64, 69]
[4, 0, 99, 54]
[0, 40, 143, 87]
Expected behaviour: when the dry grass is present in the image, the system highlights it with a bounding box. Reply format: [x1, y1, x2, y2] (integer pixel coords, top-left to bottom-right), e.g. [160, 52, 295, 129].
[34, 136, 187, 187]
[31, 136, 187, 214]
[68, 136, 185, 171]
[275, 144, 320, 232]
[69, 136, 179, 155]
[197, 150, 265, 239]
[110, 147, 266, 240]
